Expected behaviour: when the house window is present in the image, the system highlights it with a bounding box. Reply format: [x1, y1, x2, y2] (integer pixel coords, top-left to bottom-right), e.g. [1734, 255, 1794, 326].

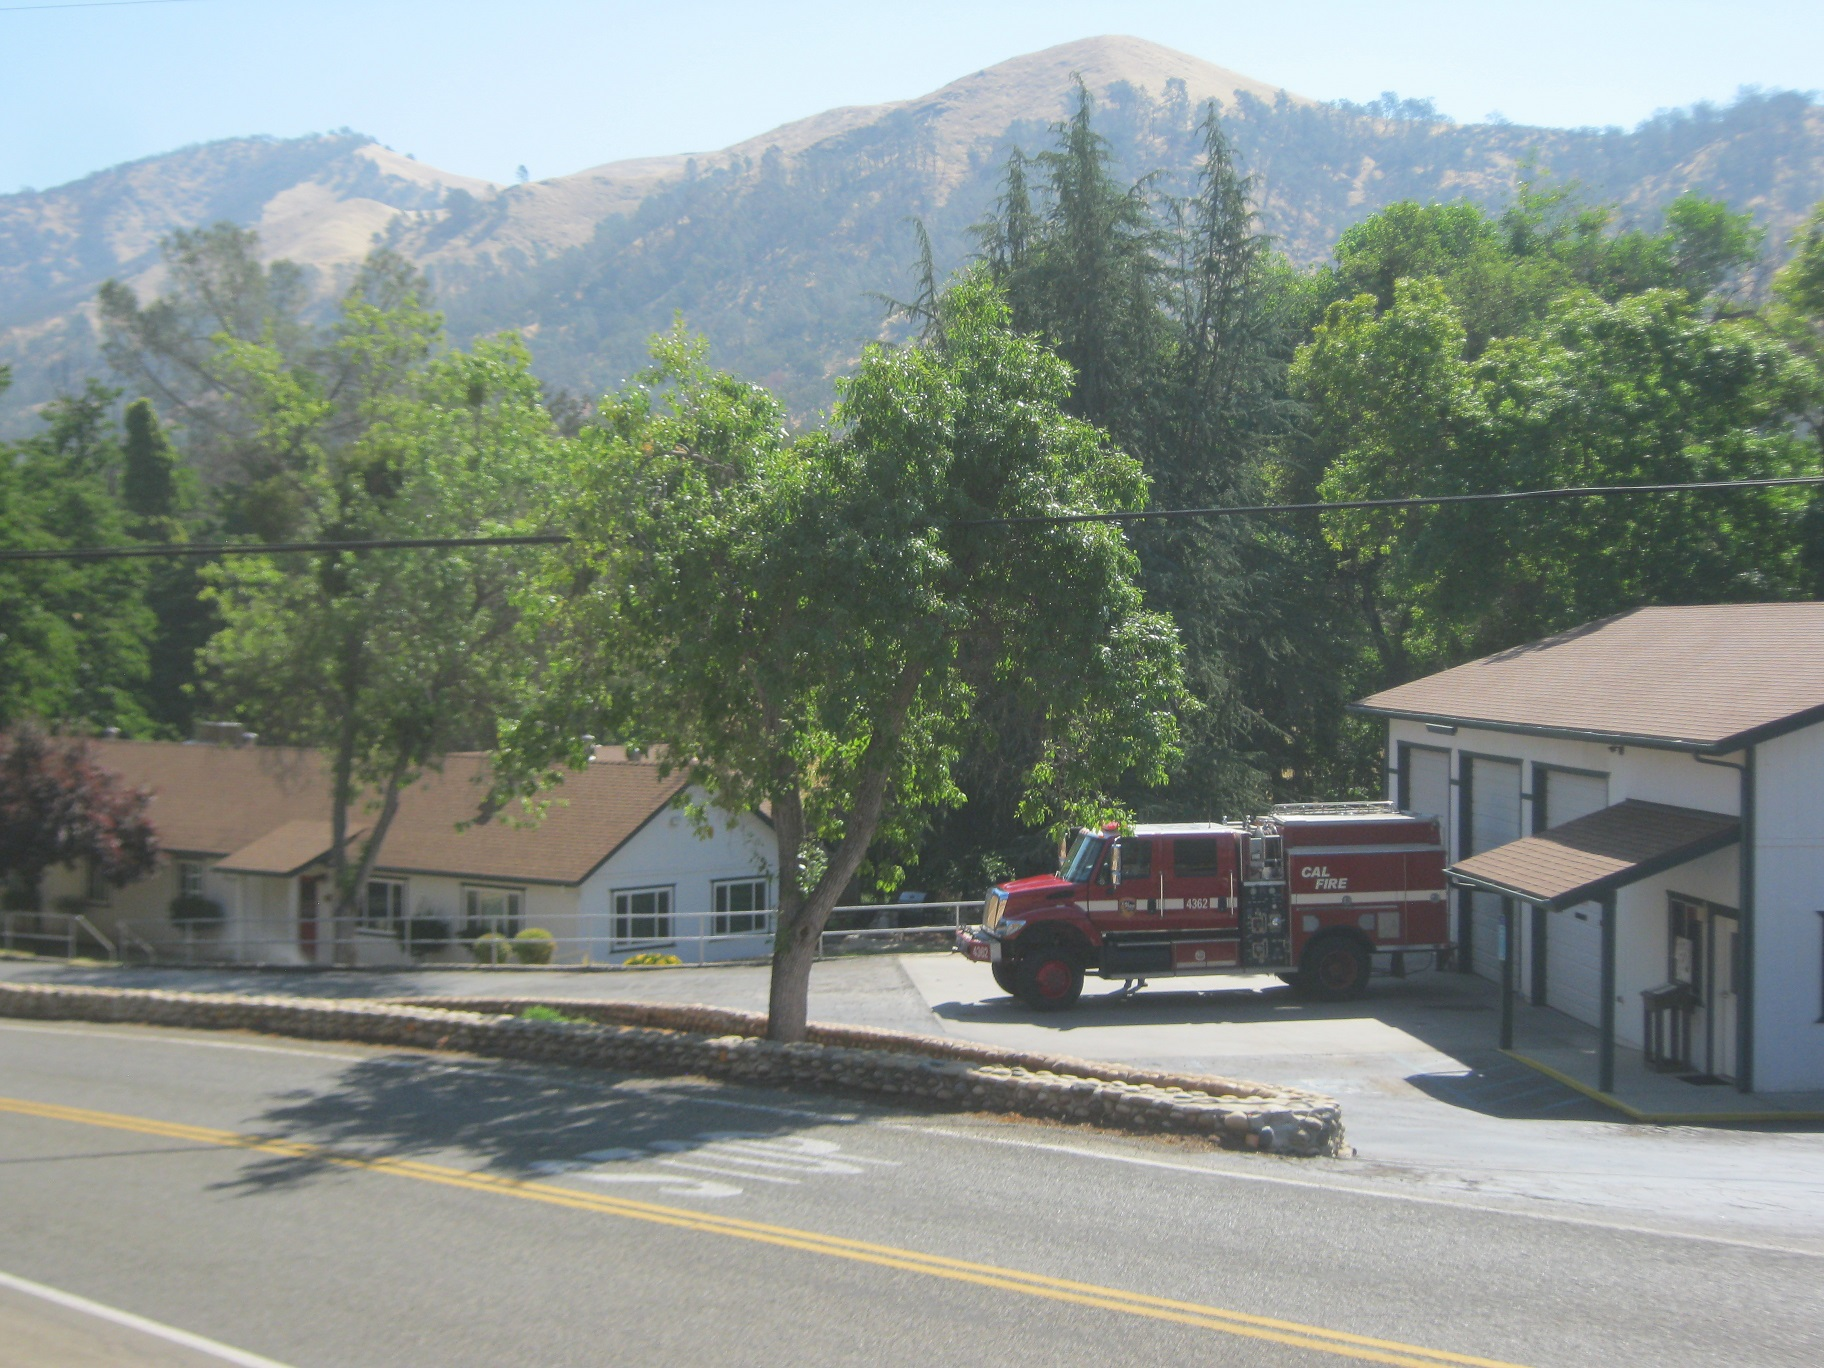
[363, 879, 406, 930]
[462, 885, 523, 935]
[178, 862, 206, 899]
[614, 887, 673, 945]
[713, 878, 770, 936]
[86, 859, 111, 906]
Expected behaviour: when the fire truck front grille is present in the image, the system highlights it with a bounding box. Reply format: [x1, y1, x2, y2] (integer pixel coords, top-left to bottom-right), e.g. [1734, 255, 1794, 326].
[983, 890, 1005, 929]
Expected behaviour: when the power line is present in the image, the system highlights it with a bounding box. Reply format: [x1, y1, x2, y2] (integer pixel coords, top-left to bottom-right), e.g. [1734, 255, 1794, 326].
[0, 533, 569, 564]
[960, 476, 1824, 527]
[2, 476, 1820, 563]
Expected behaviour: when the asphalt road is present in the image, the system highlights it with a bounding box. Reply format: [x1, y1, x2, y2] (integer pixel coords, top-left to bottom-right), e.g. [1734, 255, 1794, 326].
[9, 954, 1824, 1245]
[3, 1017, 1821, 1367]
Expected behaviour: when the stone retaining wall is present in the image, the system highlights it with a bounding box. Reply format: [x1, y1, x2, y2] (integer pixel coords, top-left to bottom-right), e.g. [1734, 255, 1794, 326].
[396, 996, 1311, 1102]
[0, 983, 1345, 1157]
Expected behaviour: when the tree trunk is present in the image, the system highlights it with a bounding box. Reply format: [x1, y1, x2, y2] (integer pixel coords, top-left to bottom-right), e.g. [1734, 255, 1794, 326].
[328, 706, 358, 967]
[763, 668, 922, 1042]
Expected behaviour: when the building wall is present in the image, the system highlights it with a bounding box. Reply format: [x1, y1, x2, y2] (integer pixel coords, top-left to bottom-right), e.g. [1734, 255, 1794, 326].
[1753, 722, 1824, 1092]
[36, 854, 220, 958]
[1384, 717, 1824, 1092]
[579, 797, 776, 964]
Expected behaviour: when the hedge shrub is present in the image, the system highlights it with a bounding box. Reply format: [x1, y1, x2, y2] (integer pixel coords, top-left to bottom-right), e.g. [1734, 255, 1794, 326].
[512, 927, 556, 965]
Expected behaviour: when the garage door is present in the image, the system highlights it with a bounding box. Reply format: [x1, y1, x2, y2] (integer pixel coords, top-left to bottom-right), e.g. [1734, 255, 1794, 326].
[1539, 768, 1609, 1027]
[1466, 757, 1522, 981]
[1402, 746, 1452, 853]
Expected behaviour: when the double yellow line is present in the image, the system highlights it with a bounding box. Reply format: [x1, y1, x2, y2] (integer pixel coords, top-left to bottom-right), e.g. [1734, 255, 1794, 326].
[1, 1094, 1530, 1368]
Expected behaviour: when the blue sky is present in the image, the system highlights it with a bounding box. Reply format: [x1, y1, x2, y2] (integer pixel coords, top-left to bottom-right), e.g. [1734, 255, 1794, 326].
[4, 0, 1820, 194]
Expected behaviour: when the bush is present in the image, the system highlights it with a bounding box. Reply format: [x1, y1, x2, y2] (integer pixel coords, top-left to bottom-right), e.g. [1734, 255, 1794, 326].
[471, 931, 512, 965]
[520, 1004, 591, 1025]
[512, 927, 555, 965]
[622, 951, 682, 967]
[395, 915, 452, 956]
[169, 893, 225, 928]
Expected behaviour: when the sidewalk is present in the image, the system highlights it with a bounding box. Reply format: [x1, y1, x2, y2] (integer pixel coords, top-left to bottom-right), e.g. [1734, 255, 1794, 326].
[1502, 997, 1824, 1122]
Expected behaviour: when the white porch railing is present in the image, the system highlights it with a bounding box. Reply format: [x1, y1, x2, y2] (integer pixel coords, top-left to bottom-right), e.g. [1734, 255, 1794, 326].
[0, 910, 117, 962]
[2, 901, 984, 970]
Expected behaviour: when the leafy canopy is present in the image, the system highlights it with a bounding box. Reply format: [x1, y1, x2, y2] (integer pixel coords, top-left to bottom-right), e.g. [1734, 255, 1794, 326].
[502, 274, 1183, 1037]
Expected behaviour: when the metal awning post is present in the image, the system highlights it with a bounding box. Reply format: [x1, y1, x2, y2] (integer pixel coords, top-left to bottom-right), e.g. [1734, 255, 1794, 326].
[1499, 897, 1516, 1051]
[1599, 891, 1617, 1094]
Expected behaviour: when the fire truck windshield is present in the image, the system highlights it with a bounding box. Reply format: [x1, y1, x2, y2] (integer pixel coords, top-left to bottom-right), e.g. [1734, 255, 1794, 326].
[1058, 833, 1106, 884]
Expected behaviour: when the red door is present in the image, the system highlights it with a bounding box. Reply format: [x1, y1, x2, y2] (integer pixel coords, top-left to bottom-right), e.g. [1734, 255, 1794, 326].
[298, 876, 320, 963]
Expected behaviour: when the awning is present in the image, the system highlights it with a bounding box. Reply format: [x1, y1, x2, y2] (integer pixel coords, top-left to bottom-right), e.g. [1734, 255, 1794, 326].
[1449, 800, 1739, 908]
[214, 820, 366, 877]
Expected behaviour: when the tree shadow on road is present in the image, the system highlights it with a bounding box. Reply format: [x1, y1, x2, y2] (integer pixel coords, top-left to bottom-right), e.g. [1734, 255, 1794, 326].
[212, 1052, 867, 1197]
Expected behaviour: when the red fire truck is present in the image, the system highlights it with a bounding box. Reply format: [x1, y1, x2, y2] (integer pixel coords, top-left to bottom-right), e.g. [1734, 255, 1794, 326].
[955, 802, 1449, 1010]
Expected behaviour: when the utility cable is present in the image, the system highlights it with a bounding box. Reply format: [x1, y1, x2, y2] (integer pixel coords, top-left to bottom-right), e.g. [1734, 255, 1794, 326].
[3, 476, 1821, 563]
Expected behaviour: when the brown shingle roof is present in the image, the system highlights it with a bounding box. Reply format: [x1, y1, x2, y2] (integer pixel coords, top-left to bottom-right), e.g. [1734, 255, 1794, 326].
[1449, 800, 1740, 907]
[215, 820, 358, 876]
[85, 740, 691, 886]
[1353, 604, 1824, 751]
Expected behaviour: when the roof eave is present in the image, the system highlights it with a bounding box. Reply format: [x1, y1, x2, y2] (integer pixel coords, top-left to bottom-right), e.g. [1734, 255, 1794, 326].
[1447, 823, 1740, 909]
[1350, 703, 1716, 753]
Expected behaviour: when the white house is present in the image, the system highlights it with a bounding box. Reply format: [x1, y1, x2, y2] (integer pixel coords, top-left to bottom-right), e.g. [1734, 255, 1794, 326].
[1354, 603, 1824, 1095]
[40, 739, 776, 967]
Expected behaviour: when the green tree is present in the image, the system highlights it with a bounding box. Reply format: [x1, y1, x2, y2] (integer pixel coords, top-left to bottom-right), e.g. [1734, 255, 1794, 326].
[0, 377, 156, 734]
[500, 277, 1183, 1040]
[121, 398, 182, 522]
[98, 223, 313, 506]
[979, 82, 1165, 448]
[1298, 278, 1816, 678]
[201, 261, 553, 964]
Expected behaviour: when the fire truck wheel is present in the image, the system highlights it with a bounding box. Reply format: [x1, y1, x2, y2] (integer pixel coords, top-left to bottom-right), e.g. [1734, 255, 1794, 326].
[990, 961, 1018, 995]
[1014, 945, 1084, 1011]
[1299, 936, 1371, 1001]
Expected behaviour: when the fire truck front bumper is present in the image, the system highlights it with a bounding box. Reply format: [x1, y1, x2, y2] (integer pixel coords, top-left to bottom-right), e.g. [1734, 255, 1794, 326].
[955, 927, 1002, 963]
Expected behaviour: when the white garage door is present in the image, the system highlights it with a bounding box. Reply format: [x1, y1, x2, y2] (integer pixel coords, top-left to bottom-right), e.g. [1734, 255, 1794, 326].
[1540, 769, 1609, 1027]
[1403, 746, 1451, 853]
[1466, 757, 1522, 981]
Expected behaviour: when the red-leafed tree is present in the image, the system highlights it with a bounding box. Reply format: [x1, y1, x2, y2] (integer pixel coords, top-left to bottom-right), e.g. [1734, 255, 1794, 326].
[0, 724, 159, 911]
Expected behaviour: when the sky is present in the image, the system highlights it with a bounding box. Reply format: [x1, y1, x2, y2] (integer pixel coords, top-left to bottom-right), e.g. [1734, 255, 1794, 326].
[4, 0, 1821, 195]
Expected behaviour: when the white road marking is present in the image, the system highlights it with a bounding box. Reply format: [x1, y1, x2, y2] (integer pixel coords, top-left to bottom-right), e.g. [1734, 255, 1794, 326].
[0, 1268, 297, 1367]
[536, 1130, 900, 1198]
[656, 1157, 801, 1185]
[893, 1124, 1824, 1259]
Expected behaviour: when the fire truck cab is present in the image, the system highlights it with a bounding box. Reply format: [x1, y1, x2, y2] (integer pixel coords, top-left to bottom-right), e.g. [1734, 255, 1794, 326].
[955, 802, 1449, 1011]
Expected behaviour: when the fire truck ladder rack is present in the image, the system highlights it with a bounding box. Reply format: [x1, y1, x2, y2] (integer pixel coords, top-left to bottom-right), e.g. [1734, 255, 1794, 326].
[1270, 801, 1399, 817]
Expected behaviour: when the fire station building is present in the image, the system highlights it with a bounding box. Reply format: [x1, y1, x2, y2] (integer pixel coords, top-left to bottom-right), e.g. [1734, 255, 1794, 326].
[1354, 603, 1824, 1095]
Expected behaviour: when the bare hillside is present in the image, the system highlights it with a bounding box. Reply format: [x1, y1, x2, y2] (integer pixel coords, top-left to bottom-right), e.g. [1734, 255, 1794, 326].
[2, 34, 1820, 428]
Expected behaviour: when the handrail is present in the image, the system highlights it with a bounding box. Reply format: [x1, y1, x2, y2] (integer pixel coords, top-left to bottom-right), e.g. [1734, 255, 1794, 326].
[73, 915, 116, 962]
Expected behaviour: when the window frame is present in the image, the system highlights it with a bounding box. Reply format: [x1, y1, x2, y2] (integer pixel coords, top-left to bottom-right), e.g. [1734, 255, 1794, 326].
[613, 885, 674, 947]
[362, 878, 407, 931]
[177, 861, 206, 899]
[712, 877, 771, 937]
[462, 884, 524, 936]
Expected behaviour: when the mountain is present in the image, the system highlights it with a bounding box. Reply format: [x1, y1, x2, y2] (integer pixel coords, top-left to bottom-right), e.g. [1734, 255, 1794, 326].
[4, 35, 1823, 428]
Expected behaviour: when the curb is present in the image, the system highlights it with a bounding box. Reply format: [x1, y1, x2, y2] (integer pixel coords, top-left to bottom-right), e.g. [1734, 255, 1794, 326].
[1501, 1050, 1824, 1125]
[0, 983, 1346, 1157]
